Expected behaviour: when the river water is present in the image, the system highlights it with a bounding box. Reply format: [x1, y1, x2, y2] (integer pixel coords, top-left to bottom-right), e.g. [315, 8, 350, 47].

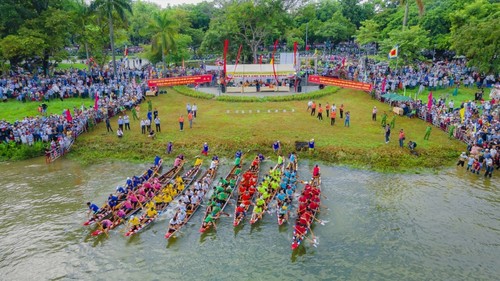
[0, 158, 498, 281]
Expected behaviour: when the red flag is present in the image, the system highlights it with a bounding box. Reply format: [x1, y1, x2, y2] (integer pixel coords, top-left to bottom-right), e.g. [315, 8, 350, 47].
[427, 91, 433, 111]
[94, 94, 99, 111]
[342, 57, 346, 68]
[223, 39, 229, 85]
[259, 55, 263, 65]
[293, 42, 298, 67]
[306, 44, 310, 51]
[381, 77, 387, 93]
[272, 40, 279, 84]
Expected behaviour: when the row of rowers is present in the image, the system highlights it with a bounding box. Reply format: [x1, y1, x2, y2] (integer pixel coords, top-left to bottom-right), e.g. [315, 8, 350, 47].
[166, 169, 216, 232]
[294, 183, 321, 236]
[200, 167, 242, 228]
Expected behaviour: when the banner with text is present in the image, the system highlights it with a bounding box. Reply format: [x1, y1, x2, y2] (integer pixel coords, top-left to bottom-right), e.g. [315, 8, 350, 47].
[308, 75, 372, 92]
[148, 75, 212, 87]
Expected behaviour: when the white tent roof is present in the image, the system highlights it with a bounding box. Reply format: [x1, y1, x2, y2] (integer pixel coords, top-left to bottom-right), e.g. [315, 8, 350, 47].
[226, 64, 295, 77]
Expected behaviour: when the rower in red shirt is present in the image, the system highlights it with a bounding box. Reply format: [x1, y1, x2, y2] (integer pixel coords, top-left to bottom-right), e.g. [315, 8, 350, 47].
[313, 165, 320, 177]
[298, 203, 307, 215]
[248, 185, 256, 196]
[294, 224, 306, 236]
[308, 200, 319, 211]
[241, 191, 252, 206]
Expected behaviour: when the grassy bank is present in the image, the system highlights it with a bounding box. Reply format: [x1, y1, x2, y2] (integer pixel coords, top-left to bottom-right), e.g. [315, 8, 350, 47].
[67, 88, 465, 172]
[1, 98, 94, 122]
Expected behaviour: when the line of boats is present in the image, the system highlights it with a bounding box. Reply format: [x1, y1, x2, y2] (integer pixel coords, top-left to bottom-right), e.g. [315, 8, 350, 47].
[84, 152, 322, 250]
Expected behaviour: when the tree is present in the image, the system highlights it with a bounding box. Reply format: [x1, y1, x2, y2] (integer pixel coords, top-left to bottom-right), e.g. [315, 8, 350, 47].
[355, 19, 380, 46]
[450, 0, 500, 73]
[381, 25, 430, 65]
[401, 0, 424, 30]
[147, 10, 180, 65]
[90, 0, 132, 77]
[202, 0, 288, 63]
[316, 11, 356, 43]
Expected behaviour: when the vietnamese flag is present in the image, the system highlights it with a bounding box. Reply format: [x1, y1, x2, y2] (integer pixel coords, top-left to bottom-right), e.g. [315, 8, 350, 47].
[427, 91, 433, 111]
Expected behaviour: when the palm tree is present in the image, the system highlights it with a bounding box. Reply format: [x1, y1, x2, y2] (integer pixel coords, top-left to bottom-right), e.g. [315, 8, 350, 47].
[402, 0, 424, 30]
[147, 10, 179, 67]
[71, 0, 92, 71]
[90, 0, 132, 77]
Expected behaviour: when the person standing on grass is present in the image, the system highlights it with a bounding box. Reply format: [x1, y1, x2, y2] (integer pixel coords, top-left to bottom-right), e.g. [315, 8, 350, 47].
[372, 106, 377, 121]
[155, 116, 161, 132]
[424, 125, 432, 140]
[140, 119, 146, 134]
[311, 101, 316, 116]
[339, 104, 344, 118]
[124, 114, 130, 130]
[166, 141, 173, 154]
[344, 111, 350, 127]
[105, 117, 113, 132]
[317, 104, 323, 120]
[131, 106, 138, 120]
[147, 99, 152, 112]
[381, 111, 388, 128]
[145, 118, 151, 132]
[153, 108, 158, 120]
[325, 102, 330, 118]
[307, 100, 312, 112]
[308, 139, 315, 152]
[390, 114, 396, 129]
[147, 110, 152, 123]
[399, 129, 405, 148]
[188, 112, 193, 128]
[330, 108, 336, 126]
[186, 103, 192, 115]
[202, 142, 209, 156]
[192, 103, 198, 118]
[117, 128, 123, 138]
[118, 116, 124, 131]
[385, 124, 391, 144]
[179, 115, 184, 131]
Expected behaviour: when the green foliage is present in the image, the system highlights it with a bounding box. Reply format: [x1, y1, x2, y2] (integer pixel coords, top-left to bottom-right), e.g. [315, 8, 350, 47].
[355, 19, 380, 46]
[0, 141, 46, 161]
[316, 11, 357, 43]
[381, 25, 430, 65]
[450, 0, 500, 74]
[172, 86, 215, 99]
[214, 87, 341, 102]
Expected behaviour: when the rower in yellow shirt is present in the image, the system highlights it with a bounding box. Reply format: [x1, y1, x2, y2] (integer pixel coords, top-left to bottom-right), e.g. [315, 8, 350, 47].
[145, 201, 155, 210]
[129, 215, 140, 231]
[146, 207, 158, 218]
[194, 157, 203, 166]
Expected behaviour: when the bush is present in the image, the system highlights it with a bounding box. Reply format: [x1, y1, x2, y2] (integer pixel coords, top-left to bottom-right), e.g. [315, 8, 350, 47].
[214, 86, 341, 102]
[172, 86, 215, 99]
[0, 141, 46, 161]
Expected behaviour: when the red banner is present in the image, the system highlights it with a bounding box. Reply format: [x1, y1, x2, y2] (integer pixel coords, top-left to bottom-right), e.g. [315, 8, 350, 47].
[148, 75, 212, 87]
[308, 75, 372, 92]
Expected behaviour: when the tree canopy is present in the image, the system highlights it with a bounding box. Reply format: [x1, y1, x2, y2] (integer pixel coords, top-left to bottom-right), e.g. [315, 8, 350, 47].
[0, 0, 497, 74]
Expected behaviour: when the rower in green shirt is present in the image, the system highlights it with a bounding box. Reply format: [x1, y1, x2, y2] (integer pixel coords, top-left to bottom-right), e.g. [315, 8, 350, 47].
[235, 157, 241, 166]
[211, 204, 222, 216]
[229, 178, 236, 187]
[256, 197, 265, 207]
[217, 191, 228, 202]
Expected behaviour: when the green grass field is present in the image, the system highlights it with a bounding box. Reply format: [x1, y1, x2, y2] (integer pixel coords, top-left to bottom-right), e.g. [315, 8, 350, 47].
[0, 98, 94, 122]
[66, 88, 465, 172]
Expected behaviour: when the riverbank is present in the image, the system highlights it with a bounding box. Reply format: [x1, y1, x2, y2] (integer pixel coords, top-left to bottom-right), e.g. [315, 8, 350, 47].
[68, 88, 465, 172]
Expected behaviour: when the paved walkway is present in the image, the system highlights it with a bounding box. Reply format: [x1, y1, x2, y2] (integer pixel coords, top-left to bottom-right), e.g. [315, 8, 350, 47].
[198, 86, 320, 97]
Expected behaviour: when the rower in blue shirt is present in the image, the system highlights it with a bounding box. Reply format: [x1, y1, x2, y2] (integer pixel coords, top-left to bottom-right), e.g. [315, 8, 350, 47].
[87, 202, 100, 214]
[235, 150, 242, 159]
[116, 186, 126, 194]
